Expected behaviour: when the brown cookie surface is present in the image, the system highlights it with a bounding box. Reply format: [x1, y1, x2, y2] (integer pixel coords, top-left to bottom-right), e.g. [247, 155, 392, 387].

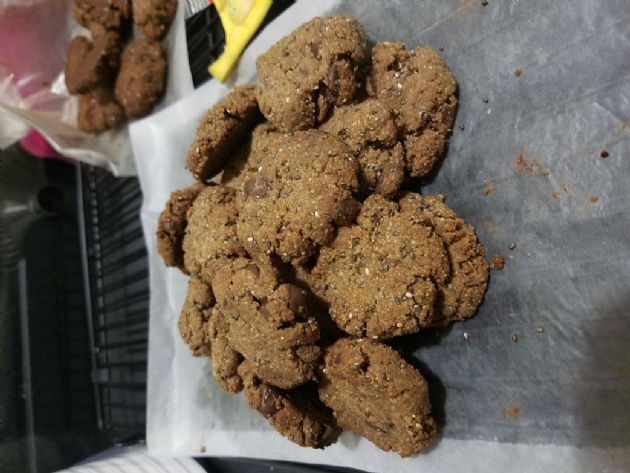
[368, 42, 457, 177]
[219, 138, 252, 189]
[77, 87, 125, 133]
[178, 278, 215, 357]
[182, 185, 247, 284]
[398, 193, 489, 324]
[239, 361, 341, 448]
[73, 0, 130, 31]
[208, 308, 244, 393]
[320, 99, 404, 198]
[212, 257, 321, 389]
[114, 39, 166, 118]
[256, 16, 366, 131]
[65, 32, 121, 95]
[237, 129, 360, 265]
[319, 338, 436, 457]
[132, 0, 177, 39]
[187, 85, 261, 182]
[312, 194, 450, 339]
[156, 183, 204, 271]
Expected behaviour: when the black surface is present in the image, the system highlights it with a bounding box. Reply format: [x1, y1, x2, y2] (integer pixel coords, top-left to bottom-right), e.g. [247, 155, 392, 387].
[186, 3, 226, 88]
[196, 457, 365, 473]
[0, 146, 149, 472]
[186, 0, 295, 88]
[0, 146, 113, 473]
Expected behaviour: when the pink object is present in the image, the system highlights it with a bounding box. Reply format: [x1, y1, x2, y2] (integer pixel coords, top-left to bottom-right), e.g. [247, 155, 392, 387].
[0, 2, 69, 98]
[20, 129, 62, 158]
[0, 2, 70, 158]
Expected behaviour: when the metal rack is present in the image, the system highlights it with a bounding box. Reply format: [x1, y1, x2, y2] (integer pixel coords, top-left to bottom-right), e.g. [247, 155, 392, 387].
[77, 165, 149, 441]
[0, 146, 150, 473]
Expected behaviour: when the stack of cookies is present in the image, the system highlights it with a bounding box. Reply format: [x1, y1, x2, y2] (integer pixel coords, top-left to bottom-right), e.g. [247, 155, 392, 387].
[157, 16, 489, 457]
[65, 0, 177, 133]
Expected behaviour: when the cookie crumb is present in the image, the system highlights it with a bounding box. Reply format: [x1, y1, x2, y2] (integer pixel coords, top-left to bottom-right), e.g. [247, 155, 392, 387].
[438, 46, 444, 52]
[600, 150, 609, 158]
[482, 184, 496, 196]
[515, 150, 529, 173]
[590, 195, 599, 202]
[552, 191, 560, 199]
[508, 242, 516, 250]
[482, 97, 489, 104]
[512, 334, 518, 343]
[514, 68, 522, 77]
[491, 254, 505, 270]
[515, 150, 545, 175]
[502, 402, 520, 420]
[535, 326, 544, 333]
[199, 446, 207, 453]
[463, 332, 470, 340]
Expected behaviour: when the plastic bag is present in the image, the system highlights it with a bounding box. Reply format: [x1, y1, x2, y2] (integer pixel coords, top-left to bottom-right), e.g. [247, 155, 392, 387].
[0, 0, 193, 175]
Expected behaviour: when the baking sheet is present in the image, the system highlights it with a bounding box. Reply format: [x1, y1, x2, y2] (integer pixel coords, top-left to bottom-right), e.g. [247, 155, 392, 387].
[131, 0, 630, 471]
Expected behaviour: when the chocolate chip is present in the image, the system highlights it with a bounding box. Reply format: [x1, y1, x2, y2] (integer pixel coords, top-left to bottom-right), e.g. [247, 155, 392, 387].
[366, 420, 394, 433]
[286, 285, 307, 313]
[309, 42, 321, 58]
[313, 83, 331, 124]
[243, 176, 272, 198]
[318, 424, 340, 446]
[327, 63, 339, 88]
[258, 384, 281, 417]
[244, 262, 260, 278]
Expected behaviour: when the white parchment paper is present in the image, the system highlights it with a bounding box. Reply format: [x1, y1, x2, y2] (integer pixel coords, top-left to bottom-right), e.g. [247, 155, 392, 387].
[131, 1, 630, 471]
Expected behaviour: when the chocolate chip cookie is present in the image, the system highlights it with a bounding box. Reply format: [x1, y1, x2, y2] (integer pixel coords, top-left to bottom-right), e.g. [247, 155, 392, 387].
[239, 361, 341, 448]
[77, 86, 125, 133]
[212, 257, 321, 389]
[256, 16, 366, 131]
[237, 129, 360, 264]
[319, 338, 436, 457]
[65, 32, 122, 94]
[320, 99, 405, 198]
[187, 85, 261, 183]
[132, 0, 177, 40]
[73, 0, 130, 31]
[368, 42, 457, 177]
[182, 185, 247, 284]
[312, 194, 450, 339]
[208, 307, 244, 393]
[156, 183, 204, 271]
[114, 39, 167, 118]
[398, 193, 489, 324]
[178, 277, 215, 357]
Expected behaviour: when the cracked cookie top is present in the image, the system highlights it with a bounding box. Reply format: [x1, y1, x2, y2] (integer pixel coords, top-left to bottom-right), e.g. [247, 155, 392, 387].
[256, 16, 366, 131]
